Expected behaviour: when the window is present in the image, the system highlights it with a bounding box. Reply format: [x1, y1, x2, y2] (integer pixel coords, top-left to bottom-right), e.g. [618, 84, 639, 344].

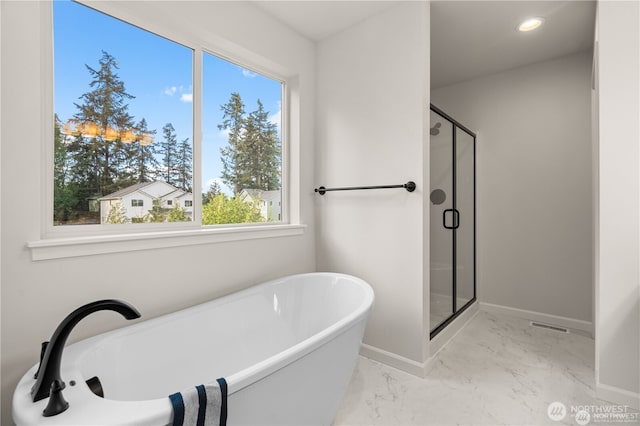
[201, 52, 282, 225]
[52, 1, 283, 230]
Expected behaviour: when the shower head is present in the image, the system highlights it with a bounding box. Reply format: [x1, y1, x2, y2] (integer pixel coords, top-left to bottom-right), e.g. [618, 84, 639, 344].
[430, 122, 441, 136]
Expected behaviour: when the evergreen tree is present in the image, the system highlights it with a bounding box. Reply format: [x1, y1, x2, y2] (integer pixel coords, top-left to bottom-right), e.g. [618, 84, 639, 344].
[245, 100, 280, 190]
[176, 137, 193, 191]
[157, 123, 180, 186]
[202, 181, 223, 205]
[67, 130, 99, 212]
[218, 93, 246, 194]
[72, 51, 135, 197]
[120, 118, 158, 185]
[218, 94, 281, 194]
[53, 115, 79, 223]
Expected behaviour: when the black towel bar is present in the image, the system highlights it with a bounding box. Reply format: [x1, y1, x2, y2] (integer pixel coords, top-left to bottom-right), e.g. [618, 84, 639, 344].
[314, 181, 416, 195]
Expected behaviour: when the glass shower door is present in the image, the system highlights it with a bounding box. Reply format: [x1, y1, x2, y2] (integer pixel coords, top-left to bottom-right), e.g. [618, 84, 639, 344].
[429, 105, 476, 337]
[455, 127, 475, 310]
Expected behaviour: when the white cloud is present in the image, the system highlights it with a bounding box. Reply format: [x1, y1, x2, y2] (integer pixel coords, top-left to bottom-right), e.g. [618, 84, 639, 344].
[180, 93, 193, 103]
[219, 128, 231, 138]
[163, 86, 177, 96]
[242, 69, 257, 78]
[268, 109, 281, 127]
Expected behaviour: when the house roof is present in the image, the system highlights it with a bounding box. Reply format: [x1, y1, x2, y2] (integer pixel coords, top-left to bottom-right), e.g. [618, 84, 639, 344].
[163, 189, 183, 198]
[175, 191, 193, 199]
[136, 189, 156, 199]
[241, 188, 281, 202]
[260, 190, 281, 202]
[242, 189, 262, 198]
[99, 182, 155, 200]
[99, 181, 192, 201]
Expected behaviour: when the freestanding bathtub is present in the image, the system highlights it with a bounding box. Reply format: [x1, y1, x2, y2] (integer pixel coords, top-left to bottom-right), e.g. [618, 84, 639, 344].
[13, 272, 374, 425]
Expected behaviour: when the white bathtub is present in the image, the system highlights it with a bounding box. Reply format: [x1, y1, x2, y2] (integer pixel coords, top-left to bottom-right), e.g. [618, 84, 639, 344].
[13, 272, 374, 425]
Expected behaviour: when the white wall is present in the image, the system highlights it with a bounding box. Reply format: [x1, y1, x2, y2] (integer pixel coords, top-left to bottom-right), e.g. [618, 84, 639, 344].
[0, 1, 316, 422]
[432, 51, 594, 326]
[595, 0, 640, 408]
[316, 2, 429, 369]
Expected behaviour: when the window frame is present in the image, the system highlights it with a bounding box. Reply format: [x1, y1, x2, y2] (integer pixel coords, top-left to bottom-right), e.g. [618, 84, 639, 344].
[31, 0, 303, 260]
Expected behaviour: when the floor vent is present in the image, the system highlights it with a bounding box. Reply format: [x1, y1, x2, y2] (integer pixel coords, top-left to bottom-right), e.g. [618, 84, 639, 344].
[530, 322, 569, 333]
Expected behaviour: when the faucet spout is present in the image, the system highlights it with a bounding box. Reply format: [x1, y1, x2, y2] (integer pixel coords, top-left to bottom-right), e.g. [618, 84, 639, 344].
[31, 299, 141, 403]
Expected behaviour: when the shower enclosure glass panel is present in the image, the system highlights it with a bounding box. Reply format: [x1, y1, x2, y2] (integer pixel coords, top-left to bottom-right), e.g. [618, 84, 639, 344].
[429, 112, 454, 331]
[429, 105, 476, 338]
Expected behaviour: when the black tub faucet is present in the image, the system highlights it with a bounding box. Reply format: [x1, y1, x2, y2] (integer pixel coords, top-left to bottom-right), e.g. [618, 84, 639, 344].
[30, 300, 141, 411]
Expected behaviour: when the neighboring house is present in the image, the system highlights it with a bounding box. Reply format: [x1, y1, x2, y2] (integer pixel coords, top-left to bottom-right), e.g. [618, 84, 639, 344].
[239, 189, 281, 222]
[99, 181, 193, 223]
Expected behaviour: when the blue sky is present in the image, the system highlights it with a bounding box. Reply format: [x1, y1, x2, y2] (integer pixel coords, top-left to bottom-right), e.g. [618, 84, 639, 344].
[53, 0, 282, 195]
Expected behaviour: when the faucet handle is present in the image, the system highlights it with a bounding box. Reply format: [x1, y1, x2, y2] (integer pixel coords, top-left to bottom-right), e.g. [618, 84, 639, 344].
[33, 341, 49, 379]
[43, 379, 69, 417]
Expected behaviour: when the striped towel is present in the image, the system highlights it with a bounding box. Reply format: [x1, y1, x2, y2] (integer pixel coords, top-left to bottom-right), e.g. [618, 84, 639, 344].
[169, 378, 228, 426]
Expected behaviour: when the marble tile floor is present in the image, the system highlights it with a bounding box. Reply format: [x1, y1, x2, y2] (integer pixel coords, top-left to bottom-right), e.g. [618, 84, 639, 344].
[335, 311, 637, 426]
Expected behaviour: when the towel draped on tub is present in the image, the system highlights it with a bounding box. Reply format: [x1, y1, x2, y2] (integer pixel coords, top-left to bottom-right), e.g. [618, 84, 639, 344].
[169, 378, 228, 426]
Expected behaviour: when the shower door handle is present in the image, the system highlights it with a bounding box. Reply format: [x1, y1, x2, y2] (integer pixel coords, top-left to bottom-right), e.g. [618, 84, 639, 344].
[443, 209, 461, 229]
[443, 209, 455, 229]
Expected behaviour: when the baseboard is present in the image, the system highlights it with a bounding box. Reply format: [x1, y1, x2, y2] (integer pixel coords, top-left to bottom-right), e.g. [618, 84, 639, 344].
[596, 382, 640, 410]
[360, 344, 427, 378]
[430, 301, 480, 357]
[360, 302, 480, 378]
[479, 302, 594, 336]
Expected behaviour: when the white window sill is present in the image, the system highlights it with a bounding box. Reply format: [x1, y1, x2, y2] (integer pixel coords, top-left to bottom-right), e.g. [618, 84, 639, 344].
[27, 224, 306, 261]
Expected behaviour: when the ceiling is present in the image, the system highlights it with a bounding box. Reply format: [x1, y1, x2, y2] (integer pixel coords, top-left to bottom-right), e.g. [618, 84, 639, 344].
[431, 1, 596, 88]
[251, 1, 398, 42]
[251, 1, 596, 89]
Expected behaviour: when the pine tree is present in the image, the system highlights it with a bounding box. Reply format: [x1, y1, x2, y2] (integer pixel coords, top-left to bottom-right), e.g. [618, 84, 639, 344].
[176, 137, 193, 191]
[157, 123, 180, 186]
[202, 181, 223, 205]
[67, 130, 99, 212]
[218, 94, 281, 194]
[245, 100, 280, 190]
[53, 115, 79, 223]
[71, 51, 135, 197]
[120, 118, 158, 185]
[218, 93, 246, 194]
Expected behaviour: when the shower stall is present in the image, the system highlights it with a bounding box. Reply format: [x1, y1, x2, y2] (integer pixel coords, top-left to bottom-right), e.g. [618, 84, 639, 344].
[429, 104, 476, 338]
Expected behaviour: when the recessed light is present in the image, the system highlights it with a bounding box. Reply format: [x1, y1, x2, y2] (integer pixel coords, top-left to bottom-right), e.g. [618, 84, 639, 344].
[517, 17, 544, 32]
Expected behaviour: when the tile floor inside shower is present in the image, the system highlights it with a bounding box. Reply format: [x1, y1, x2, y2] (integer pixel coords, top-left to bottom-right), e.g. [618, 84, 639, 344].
[335, 311, 635, 426]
